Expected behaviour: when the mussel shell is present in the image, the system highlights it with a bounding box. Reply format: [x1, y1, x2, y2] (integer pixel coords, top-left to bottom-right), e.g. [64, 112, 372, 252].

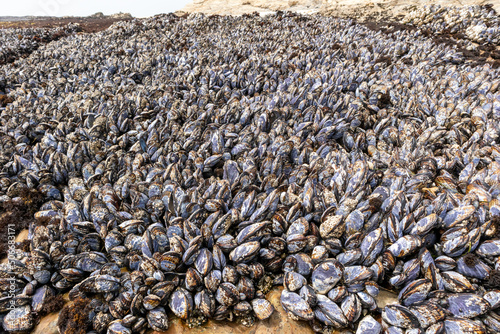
[251, 298, 274, 320]
[168, 288, 193, 319]
[382, 304, 420, 329]
[147, 307, 169, 331]
[229, 241, 260, 263]
[316, 294, 349, 328]
[447, 293, 490, 318]
[284, 271, 307, 292]
[280, 290, 314, 321]
[2, 305, 34, 332]
[398, 279, 432, 306]
[355, 315, 382, 334]
[443, 318, 486, 334]
[215, 282, 239, 306]
[409, 302, 446, 329]
[311, 259, 343, 294]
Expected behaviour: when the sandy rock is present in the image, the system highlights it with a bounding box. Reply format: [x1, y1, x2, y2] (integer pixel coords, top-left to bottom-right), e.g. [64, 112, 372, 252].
[110, 13, 133, 19]
[376, 289, 399, 309]
[1, 229, 29, 264]
[16, 229, 29, 242]
[32, 312, 59, 334]
[183, 0, 322, 16]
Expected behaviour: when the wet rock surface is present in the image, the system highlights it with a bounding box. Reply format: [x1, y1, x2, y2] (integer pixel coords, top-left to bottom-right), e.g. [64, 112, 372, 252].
[32, 312, 59, 334]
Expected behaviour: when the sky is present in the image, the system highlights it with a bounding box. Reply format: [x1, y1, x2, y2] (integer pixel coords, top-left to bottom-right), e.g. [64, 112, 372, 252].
[2, 0, 193, 18]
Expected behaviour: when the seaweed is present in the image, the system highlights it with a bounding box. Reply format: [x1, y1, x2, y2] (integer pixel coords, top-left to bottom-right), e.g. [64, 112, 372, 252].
[0, 188, 45, 258]
[368, 196, 383, 213]
[486, 270, 500, 289]
[17, 239, 30, 253]
[463, 253, 478, 267]
[57, 297, 92, 334]
[39, 294, 65, 316]
[377, 92, 391, 108]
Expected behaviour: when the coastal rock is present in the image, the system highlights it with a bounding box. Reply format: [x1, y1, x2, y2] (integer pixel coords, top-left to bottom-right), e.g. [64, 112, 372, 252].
[183, 0, 500, 21]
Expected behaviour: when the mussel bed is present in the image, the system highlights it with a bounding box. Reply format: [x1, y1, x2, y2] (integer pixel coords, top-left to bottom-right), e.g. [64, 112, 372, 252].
[1, 6, 500, 334]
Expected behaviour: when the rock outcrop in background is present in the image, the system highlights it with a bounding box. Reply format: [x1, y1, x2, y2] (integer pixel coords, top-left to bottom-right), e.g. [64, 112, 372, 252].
[183, 0, 500, 21]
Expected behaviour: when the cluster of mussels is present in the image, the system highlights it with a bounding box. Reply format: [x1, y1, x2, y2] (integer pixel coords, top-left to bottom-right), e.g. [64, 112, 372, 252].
[403, 5, 500, 44]
[0, 23, 81, 66]
[0, 9, 500, 334]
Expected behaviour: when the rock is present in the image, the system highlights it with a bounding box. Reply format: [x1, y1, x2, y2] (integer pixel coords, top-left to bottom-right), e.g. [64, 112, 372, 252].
[110, 12, 133, 19]
[91, 12, 105, 18]
[376, 289, 399, 309]
[90, 12, 132, 19]
[32, 312, 59, 334]
[16, 229, 29, 242]
[1, 229, 29, 264]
